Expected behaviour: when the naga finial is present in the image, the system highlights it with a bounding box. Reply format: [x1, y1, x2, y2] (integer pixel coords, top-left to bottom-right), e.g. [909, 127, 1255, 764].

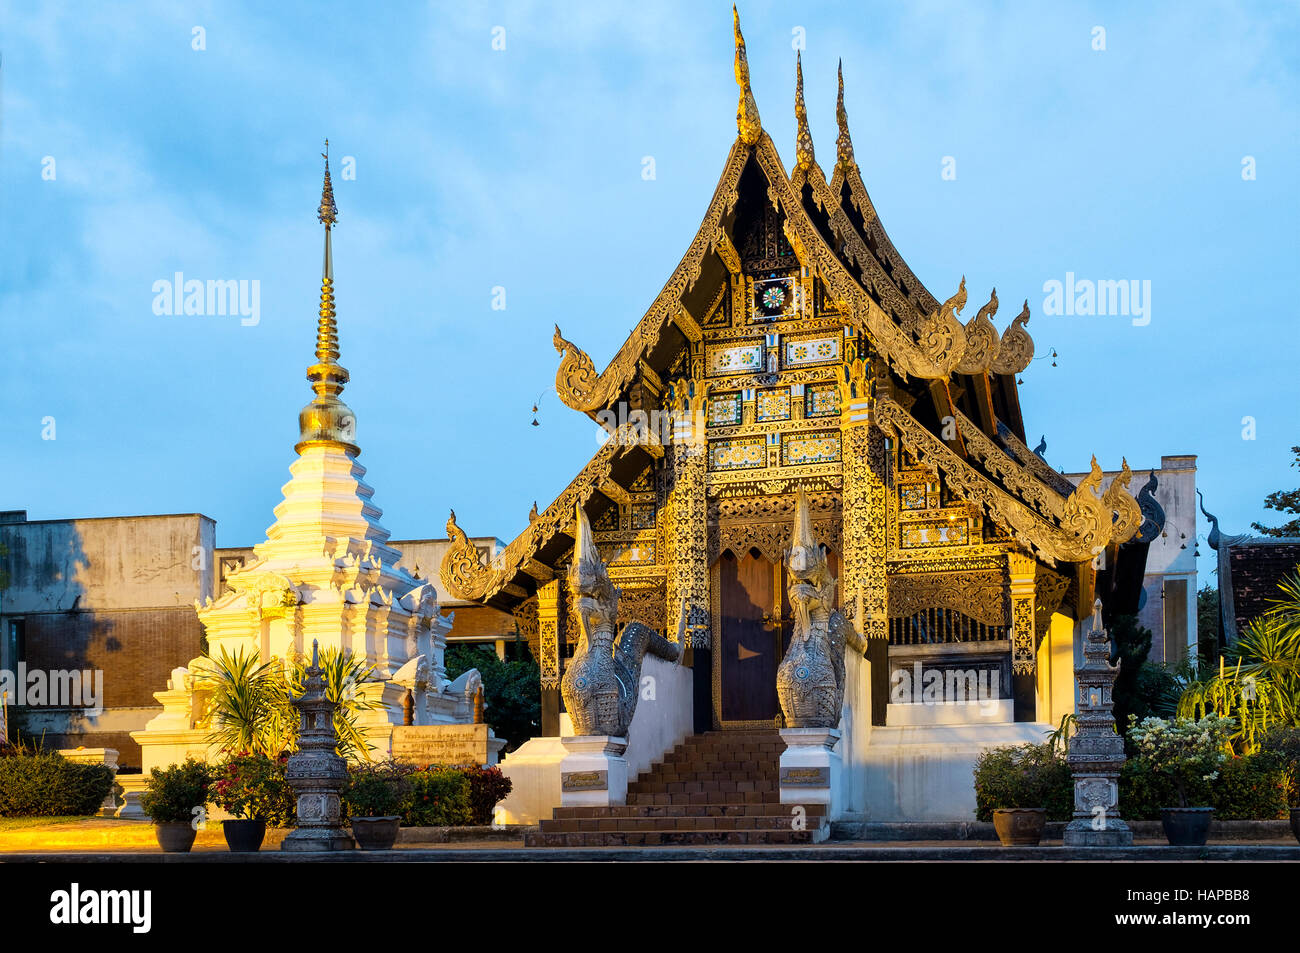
[990, 299, 1034, 376]
[733, 5, 762, 145]
[835, 60, 855, 172]
[794, 51, 814, 174]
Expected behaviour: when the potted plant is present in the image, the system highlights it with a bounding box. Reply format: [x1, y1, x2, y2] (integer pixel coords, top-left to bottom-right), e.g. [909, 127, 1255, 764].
[974, 742, 1070, 846]
[1259, 727, 1300, 844]
[343, 761, 412, 850]
[139, 759, 211, 853]
[211, 751, 295, 852]
[1128, 713, 1232, 846]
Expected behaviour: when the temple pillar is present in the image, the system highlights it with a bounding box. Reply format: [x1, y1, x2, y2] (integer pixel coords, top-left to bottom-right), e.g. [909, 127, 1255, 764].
[537, 579, 563, 737]
[839, 370, 889, 726]
[1007, 551, 1038, 722]
[664, 411, 711, 733]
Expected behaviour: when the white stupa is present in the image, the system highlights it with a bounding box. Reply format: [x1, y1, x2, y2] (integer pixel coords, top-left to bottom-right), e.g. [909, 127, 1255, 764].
[133, 147, 480, 771]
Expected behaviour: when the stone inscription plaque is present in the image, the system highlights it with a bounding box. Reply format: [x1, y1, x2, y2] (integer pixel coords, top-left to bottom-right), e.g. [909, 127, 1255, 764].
[561, 770, 609, 792]
[779, 766, 830, 787]
[391, 724, 492, 766]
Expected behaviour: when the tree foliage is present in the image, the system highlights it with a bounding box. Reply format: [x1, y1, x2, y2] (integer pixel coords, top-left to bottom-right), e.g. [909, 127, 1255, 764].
[1252, 445, 1300, 537]
[445, 642, 540, 751]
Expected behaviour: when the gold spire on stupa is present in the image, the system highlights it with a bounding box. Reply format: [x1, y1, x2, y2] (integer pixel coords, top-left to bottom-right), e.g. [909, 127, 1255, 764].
[835, 60, 856, 173]
[733, 6, 761, 145]
[794, 51, 814, 174]
[297, 140, 359, 456]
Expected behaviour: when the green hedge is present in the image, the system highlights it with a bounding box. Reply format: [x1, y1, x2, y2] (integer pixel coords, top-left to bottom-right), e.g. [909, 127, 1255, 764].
[974, 744, 1290, 822]
[0, 751, 115, 817]
[402, 767, 472, 827]
[1119, 754, 1289, 820]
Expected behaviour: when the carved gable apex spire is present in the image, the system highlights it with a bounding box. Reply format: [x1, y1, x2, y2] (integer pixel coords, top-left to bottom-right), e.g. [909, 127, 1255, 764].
[835, 60, 855, 174]
[794, 51, 815, 175]
[733, 6, 762, 145]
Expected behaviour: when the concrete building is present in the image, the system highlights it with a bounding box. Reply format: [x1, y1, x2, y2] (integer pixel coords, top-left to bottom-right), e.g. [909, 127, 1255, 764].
[0, 510, 214, 764]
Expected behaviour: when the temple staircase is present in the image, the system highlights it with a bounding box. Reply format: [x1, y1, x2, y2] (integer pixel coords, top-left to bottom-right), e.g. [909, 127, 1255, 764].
[525, 729, 826, 847]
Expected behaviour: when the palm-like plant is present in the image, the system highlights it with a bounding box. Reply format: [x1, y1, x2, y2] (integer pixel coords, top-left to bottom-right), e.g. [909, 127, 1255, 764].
[196, 647, 293, 757]
[282, 647, 382, 762]
[1177, 568, 1300, 753]
[196, 645, 383, 761]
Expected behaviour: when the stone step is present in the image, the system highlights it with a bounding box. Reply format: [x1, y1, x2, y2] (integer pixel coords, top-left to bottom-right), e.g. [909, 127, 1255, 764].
[525, 828, 818, 847]
[627, 779, 779, 796]
[627, 789, 783, 806]
[640, 770, 779, 784]
[540, 815, 816, 833]
[665, 748, 774, 764]
[551, 802, 825, 819]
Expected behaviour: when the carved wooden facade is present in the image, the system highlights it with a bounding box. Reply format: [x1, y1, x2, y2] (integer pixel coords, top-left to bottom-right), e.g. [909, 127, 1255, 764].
[440, 18, 1145, 732]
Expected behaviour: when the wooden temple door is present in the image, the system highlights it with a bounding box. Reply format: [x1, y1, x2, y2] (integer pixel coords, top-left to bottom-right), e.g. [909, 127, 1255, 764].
[714, 549, 783, 727]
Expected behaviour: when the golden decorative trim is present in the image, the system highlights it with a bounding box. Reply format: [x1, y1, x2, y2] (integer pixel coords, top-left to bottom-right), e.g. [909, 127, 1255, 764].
[874, 397, 1119, 566]
[441, 420, 657, 603]
[990, 300, 1034, 375]
[887, 568, 1008, 628]
[953, 287, 1000, 375]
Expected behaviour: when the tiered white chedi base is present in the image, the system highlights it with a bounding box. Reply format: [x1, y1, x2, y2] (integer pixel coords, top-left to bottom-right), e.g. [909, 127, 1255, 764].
[132, 445, 486, 771]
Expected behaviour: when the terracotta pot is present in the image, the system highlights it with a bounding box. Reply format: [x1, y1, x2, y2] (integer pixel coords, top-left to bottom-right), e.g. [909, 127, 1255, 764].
[1161, 807, 1213, 846]
[154, 821, 197, 853]
[993, 808, 1046, 846]
[350, 816, 401, 851]
[223, 818, 267, 853]
[1289, 808, 1300, 845]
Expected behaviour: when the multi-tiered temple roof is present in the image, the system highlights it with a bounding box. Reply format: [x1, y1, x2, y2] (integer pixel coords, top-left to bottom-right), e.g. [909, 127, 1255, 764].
[442, 11, 1141, 619]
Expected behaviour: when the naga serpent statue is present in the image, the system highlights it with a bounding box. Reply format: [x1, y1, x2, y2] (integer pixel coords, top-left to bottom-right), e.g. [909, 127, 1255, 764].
[776, 491, 865, 729]
[561, 502, 680, 737]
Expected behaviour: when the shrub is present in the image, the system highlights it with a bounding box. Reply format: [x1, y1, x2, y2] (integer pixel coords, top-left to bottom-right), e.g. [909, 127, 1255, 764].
[1211, 754, 1289, 820]
[343, 761, 412, 819]
[1127, 714, 1233, 807]
[458, 764, 512, 825]
[973, 743, 1073, 821]
[211, 751, 296, 826]
[0, 750, 114, 817]
[1119, 758, 1185, 820]
[1258, 726, 1300, 808]
[139, 759, 211, 824]
[403, 767, 472, 827]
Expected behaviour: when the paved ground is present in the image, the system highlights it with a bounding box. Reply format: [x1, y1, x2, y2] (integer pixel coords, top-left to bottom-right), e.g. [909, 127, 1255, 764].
[2, 842, 1297, 861]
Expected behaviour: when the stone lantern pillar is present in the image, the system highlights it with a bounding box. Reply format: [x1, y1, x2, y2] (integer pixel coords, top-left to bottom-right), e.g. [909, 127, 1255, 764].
[282, 640, 354, 851]
[1063, 601, 1133, 847]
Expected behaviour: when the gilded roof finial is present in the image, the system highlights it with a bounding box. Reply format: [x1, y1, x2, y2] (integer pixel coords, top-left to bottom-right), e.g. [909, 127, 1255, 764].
[733, 5, 762, 145]
[794, 51, 815, 174]
[835, 60, 856, 173]
[297, 140, 358, 456]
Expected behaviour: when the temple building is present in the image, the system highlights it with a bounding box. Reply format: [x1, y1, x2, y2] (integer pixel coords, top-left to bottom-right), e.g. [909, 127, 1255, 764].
[441, 13, 1160, 831]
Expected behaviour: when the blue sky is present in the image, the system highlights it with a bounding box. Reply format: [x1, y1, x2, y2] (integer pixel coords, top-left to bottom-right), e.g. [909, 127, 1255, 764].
[2, 1, 1297, 586]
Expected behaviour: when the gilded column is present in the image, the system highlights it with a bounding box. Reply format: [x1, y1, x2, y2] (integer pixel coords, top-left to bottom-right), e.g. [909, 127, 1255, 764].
[1007, 552, 1037, 675]
[1007, 550, 1038, 723]
[838, 358, 887, 641]
[839, 353, 889, 724]
[664, 399, 710, 647]
[537, 578, 563, 736]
